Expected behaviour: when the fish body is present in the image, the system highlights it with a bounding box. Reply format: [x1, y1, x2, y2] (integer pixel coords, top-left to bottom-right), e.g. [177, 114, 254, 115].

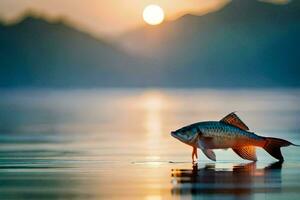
[171, 112, 295, 162]
[193, 121, 265, 149]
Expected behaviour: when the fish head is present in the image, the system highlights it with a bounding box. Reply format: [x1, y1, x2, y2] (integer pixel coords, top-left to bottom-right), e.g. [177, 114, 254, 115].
[171, 125, 198, 145]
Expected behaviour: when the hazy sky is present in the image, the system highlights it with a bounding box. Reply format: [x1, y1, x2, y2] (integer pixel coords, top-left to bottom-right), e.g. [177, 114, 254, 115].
[0, 0, 290, 38]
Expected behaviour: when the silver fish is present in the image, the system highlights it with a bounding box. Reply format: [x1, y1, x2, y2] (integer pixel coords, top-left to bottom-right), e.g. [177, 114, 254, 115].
[171, 112, 297, 162]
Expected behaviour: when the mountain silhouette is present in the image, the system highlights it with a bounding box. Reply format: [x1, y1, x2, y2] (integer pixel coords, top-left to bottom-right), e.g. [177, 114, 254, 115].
[120, 0, 300, 87]
[0, 16, 159, 87]
[0, 0, 299, 88]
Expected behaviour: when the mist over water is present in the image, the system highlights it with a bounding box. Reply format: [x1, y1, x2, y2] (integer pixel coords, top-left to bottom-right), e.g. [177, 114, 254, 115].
[0, 89, 300, 199]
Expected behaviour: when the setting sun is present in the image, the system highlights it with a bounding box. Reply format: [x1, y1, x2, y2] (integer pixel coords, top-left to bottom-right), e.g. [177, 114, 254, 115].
[143, 4, 165, 25]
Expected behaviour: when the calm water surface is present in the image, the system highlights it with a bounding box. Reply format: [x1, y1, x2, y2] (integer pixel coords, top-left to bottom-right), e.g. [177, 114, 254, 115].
[0, 89, 300, 200]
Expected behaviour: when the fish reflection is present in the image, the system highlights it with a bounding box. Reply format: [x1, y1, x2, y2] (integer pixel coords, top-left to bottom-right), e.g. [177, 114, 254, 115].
[171, 162, 282, 198]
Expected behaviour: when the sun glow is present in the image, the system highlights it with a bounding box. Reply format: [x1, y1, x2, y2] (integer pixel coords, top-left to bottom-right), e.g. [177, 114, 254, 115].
[143, 4, 165, 25]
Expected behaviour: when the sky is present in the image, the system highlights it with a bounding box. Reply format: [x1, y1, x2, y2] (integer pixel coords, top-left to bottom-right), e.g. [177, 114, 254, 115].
[0, 0, 290, 38]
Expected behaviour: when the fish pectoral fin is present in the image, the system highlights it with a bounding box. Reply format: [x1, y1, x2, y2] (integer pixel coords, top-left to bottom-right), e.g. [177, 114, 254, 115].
[220, 112, 249, 131]
[202, 149, 216, 161]
[232, 146, 257, 161]
[197, 137, 214, 149]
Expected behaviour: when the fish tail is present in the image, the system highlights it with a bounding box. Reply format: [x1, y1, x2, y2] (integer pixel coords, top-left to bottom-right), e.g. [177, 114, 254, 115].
[263, 137, 294, 161]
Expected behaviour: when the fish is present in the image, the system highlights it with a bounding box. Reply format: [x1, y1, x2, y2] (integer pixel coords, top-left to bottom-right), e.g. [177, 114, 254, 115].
[171, 112, 298, 162]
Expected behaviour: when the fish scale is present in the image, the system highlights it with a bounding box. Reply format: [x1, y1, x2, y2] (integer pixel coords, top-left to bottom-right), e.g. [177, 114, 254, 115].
[197, 122, 256, 140]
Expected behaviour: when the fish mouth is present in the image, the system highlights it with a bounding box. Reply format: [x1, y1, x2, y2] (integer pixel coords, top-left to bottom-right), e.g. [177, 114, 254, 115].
[171, 131, 176, 137]
[171, 131, 180, 140]
[171, 131, 185, 142]
[171, 131, 196, 147]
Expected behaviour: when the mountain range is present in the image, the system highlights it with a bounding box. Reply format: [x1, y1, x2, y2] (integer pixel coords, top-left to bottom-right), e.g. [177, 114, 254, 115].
[0, 0, 299, 88]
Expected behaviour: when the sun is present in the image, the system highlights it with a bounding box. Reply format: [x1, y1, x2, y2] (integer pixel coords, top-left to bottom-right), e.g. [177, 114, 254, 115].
[143, 5, 165, 25]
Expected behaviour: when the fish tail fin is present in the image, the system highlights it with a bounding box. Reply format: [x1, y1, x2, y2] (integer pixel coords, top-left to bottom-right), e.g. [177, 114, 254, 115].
[263, 137, 293, 161]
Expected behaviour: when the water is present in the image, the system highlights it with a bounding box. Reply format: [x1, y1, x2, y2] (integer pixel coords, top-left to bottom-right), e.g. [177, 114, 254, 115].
[0, 89, 300, 200]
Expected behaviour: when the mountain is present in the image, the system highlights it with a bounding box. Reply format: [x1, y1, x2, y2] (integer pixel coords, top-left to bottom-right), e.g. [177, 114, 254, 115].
[0, 0, 300, 88]
[119, 0, 300, 87]
[0, 16, 160, 87]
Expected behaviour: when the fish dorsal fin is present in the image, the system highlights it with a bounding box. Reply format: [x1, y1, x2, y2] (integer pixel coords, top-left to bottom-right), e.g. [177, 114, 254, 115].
[220, 112, 249, 131]
[232, 146, 257, 161]
[202, 149, 216, 161]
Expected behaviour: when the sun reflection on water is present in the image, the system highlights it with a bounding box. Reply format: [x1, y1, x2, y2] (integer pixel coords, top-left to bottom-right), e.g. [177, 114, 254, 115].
[139, 91, 166, 155]
[137, 91, 169, 199]
[145, 195, 162, 200]
[139, 90, 174, 136]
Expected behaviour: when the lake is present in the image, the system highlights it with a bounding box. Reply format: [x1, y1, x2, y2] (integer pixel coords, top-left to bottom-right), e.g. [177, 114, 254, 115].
[0, 89, 300, 200]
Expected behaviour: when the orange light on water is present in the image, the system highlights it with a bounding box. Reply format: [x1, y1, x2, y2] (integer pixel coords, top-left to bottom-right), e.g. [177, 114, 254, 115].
[138, 91, 167, 164]
[142, 92, 164, 111]
[140, 91, 166, 136]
